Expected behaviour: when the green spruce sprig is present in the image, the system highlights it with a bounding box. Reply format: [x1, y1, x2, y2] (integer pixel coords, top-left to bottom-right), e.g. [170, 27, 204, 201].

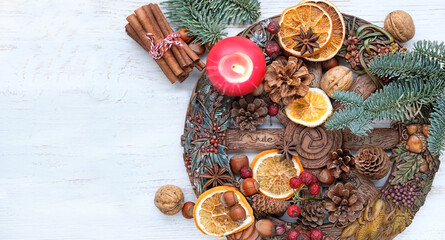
[414, 40, 445, 63]
[429, 94, 445, 155]
[161, 0, 261, 45]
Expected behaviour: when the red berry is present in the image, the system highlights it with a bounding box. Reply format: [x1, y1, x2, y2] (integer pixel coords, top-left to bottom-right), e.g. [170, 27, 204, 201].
[308, 183, 321, 195]
[300, 171, 313, 186]
[266, 21, 280, 34]
[311, 175, 318, 185]
[289, 177, 303, 189]
[287, 229, 300, 240]
[297, 234, 310, 240]
[310, 229, 323, 240]
[240, 166, 253, 179]
[287, 205, 300, 218]
[268, 104, 279, 116]
[265, 40, 281, 59]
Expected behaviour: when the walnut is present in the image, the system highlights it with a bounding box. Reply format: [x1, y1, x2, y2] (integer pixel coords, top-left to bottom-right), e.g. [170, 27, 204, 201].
[320, 66, 353, 97]
[384, 10, 415, 42]
[154, 185, 184, 215]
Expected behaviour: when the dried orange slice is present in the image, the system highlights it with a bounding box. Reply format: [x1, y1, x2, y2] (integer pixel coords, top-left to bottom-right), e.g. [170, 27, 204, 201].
[303, 0, 346, 61]
[193, 186, 254, 237]
[251, 149, 303, 200]
[285, 88, 333, 127]
[278, 2, 333, 57]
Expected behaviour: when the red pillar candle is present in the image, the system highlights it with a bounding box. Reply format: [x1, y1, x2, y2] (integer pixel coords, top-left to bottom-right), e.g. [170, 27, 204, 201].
[206, 37, 266, 96]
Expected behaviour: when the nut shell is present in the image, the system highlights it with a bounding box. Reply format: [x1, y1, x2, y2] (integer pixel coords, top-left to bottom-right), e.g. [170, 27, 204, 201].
[221, 191, 239, 207]
[230, 154, 249, 174]
[182, 201, 195, 219]
[406, 133, 427, 153]
[255, 219, 275, 238]
[240, 178, 260, 196]
[384, 10, 415, 42]
[320, 66, 353, 97]
[317, 168, 334, 185]
[229, 204, 247, 222]
[406, 124, 418, 135]
[154, 185, 184, 215]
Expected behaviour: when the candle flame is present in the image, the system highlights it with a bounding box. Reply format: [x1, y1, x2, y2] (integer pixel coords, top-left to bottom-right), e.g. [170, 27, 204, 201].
[232, 64, 246, 74]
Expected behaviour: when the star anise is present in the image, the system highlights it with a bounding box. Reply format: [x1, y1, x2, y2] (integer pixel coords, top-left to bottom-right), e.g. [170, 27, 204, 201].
[277, 140, 298, 161]
[200, 163, 232, 189]
[293, 27, 320, 56]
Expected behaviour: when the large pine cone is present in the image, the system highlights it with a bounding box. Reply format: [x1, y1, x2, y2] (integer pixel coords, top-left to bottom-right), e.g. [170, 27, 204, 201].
[326, 149, 355, 179]
[300, 199, 326, 228]
[248, 194, 291, 219]
[263, 56, 312, 105]
[324, 182, 365, 226]
[231, 96, 268, 131]
[355, 146, 390, 180]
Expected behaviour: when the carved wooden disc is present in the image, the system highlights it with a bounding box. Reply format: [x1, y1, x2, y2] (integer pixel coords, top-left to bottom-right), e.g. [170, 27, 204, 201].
[284, 123, 342, 169]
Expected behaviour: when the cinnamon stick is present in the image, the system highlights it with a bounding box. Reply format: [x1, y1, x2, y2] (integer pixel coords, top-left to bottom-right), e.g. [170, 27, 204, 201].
[131, 8, 184, 78]
[148, 4, 194, 68]
[125, 23, 179, 83]
[150, 4, 205, 70]
[140, 5, 189, 70]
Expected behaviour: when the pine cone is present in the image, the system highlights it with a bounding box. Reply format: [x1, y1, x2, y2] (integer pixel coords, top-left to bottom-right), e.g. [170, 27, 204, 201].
[231, 96, 268, 131]
[355, 146, 390, 180]
[248, 194, 291, 218]
[300, 200, 326, 228]
[263, 56, 312, 105]
[326, 149, 355, 179]
[324, 182, 365, 226]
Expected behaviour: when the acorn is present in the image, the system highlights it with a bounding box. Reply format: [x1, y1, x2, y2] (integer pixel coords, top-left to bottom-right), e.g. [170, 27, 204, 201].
[221, 191, 239, 207]
[240, 178, 260, 196]
[230, 154, 249, 175]
[229, 204, 247, 222]
[422, 124, 430, 136]
[177, 27, 194, 43]
[419, 158, 428, 173]
[182, 201, 195, 219]
[317, 168, 334, 185]
[406, 124, 418, 135]
[255, 219, 275, 238]
[406, 133, 427, 153]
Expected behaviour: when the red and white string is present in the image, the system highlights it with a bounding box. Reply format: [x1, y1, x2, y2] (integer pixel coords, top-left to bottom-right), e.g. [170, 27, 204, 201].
[145, 32, 183, 59]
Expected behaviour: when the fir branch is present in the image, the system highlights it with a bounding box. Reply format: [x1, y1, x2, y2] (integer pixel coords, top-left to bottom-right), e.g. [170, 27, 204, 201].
[428, 94, 445, 155]
[331, 91, 365, 107]
[326, 79, 445, 135]
[219, 0, 261, 25]
[368, 51, 444, 81]
[414, 40, 445, 63]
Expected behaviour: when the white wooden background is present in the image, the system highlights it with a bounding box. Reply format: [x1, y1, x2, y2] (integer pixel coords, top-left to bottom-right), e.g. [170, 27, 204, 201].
[1, 0, 444, 239]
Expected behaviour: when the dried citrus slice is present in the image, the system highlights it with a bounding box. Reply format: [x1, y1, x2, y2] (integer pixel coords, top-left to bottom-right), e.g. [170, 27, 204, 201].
[251, 149, 303, 200]
[278, 3, 333, 57]
[193, 186, 254, 237]
[285, 88, 333, 127]
[303, 0, 346, 61]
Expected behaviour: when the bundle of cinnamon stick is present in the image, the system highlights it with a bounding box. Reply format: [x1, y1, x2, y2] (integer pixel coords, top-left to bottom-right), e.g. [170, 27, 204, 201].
[125, 3, 206, 84]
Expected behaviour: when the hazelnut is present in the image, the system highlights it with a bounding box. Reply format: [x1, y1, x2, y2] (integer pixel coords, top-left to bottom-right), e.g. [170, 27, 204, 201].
[252, 83, 264, 96]
[230, 154, 249, 174]
[406, 133, 427, 153]
[419, 158, 428, 173]
[317, 168, 334, 185]
[188, 42, 206, 56]
[384, 10, 415, 42]
[255, 219, 275, 238]
[182, 201, 195, 219]
[154, 185, 184, 215]
[322, 58, 338, 71]
[406, 124, 418, 135]
[240, 178, 260, 196]
[422, 124, 430, 136]
[221, 191, 239, 207]
[229, 204, 247, 222]
[177, 27, 194, 43]
[320, 66, 353, 97]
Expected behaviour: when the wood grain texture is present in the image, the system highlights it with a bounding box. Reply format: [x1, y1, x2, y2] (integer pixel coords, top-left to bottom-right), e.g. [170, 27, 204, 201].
[226, 128, 284, 151]
[0, 0, 444, 240]
[343, 128, 400, 150]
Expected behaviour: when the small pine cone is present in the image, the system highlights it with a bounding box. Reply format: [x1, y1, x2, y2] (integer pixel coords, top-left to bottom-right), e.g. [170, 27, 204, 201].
[326, 149, 355, 179]
[299, 199, 326, 228]
[355, 146, 390, 180]
[248, 194, 291, 218]
[324, 182, 365, 226]
[231, 96, 268, 131]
